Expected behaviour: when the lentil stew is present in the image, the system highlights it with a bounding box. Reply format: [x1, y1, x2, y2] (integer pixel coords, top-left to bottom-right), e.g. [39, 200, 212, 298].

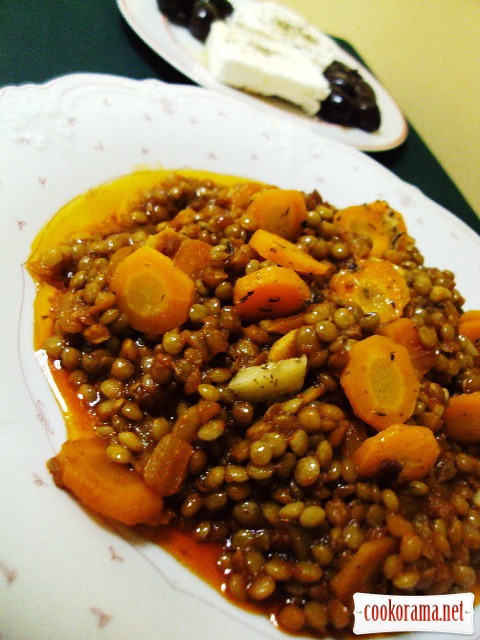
[27, 169, 480, 636]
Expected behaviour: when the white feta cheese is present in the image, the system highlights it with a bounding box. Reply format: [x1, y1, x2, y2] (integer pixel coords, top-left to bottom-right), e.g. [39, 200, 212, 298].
[229, 1, 337, 70]
[206, 20, 330, 115]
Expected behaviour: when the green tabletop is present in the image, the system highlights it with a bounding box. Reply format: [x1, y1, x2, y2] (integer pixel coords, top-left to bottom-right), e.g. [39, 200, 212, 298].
[1, 0, 479, 234]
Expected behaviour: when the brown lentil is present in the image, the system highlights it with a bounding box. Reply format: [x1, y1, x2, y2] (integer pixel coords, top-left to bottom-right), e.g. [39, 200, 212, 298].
[249, 440, 272, 466]
[106, 443, 133, 464]
[197, 419, 225, 441]
[78, 383, 97, 404]
[248, 575, 276, 601]
[383, 554, 404, 580]
[392, 568, 420, 590]
[299, 505, 326, 528]
[277, 604, 306, 632]
[294, 456, 320, 486]
[400, 533, 423, 563]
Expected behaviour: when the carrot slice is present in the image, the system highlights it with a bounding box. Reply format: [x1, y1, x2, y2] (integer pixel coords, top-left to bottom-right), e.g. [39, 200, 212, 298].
[233, 265, 311, 322]
[330, 258, 410, 324]
[460, 310, 480, 323]
[459, 321, 480, 344]
[458, 311, 480, 345]
[334, 200, 408, 257]
[268, 329, 298, 361]
[340, 334, 419, 430]
[443, 392, 480, 444]
[352, 423, 440, 481]
[260, 313, 305, 334]
[249, 229, 331, 276]
[48, 438, 164, 526]
[246, 189, 307, 240]
[143, 433, 193, 496]
[379, 317, 436, 377]
[173, 238, 213, 280]
[330, 537, 397, 602]
[109, 245, 195, 335]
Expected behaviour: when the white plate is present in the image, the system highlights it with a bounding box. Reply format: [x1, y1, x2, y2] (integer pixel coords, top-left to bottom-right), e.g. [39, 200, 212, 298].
[117, 0, 408, 152]
[0, 73, 478, 640]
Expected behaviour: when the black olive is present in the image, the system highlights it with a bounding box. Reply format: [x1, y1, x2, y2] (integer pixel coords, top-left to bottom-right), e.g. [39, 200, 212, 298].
[321, 60, 381, 132]
[211, 0, 233, 20]
[355, 98, 381, 132]
[157, 0, 194, 26]
[328, 74, 357, 99]
[189, 0, 220, 42]
[323, 61, 350, 82]
[319, 88, 356, 127]
[353, 80, 376, 102]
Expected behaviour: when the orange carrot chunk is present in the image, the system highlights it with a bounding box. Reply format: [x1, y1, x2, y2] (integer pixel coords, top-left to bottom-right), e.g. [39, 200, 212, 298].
[460, 310, 480, 322]
[458, 321, 480, 344]
[340, 334, 419, 430]
[233, 265, 311, 322]
[330, 537, 397, 602]
[334, 200, 408, 257]
[330, 258, 410, 324]
[109, 245, 194, 336]
[246, 189, 307, 240]
[48, 438, 164, 526]
[249, 229, 331, 276]
[173, 238, 213, 280]
[443, 392, 480, 444]
[143, 433, 193, 496]
[458, 310, 480, 345]
[268, 329, 298, 361]
[260, 313, 305, 335]
[352, 423, 440, 482]
[379, 317, 436, 377]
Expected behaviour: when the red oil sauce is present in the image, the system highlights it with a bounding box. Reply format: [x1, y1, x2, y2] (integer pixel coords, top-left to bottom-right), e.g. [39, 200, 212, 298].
[140, 525, 224, 590]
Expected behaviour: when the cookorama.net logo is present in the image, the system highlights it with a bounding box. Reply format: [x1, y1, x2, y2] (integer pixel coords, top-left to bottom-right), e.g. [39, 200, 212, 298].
[353, 593, 475, 635]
